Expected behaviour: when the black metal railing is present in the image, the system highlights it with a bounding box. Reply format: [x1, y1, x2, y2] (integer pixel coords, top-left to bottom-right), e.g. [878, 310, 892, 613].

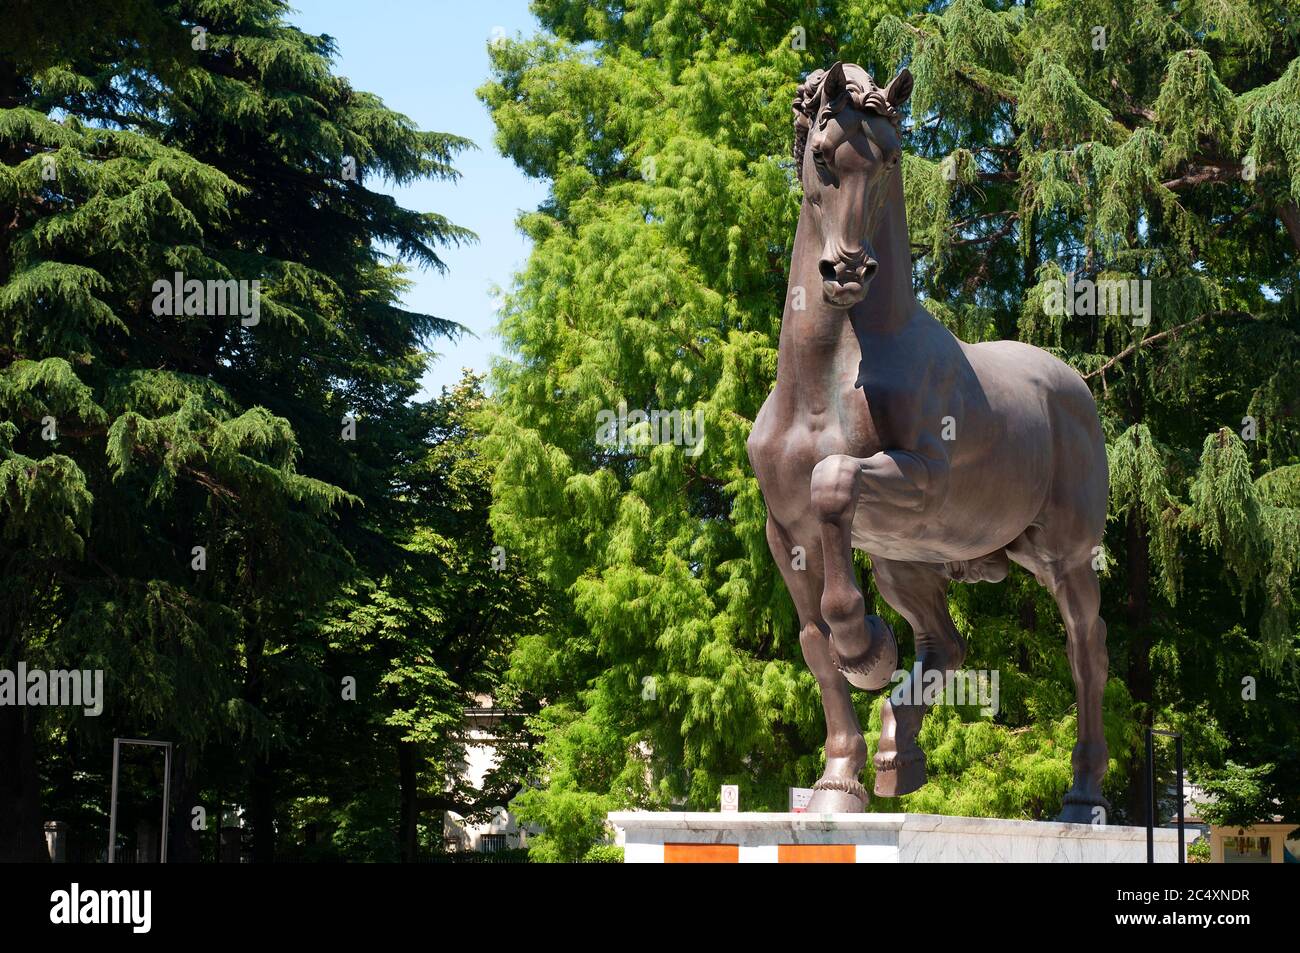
[1146, 727, 1184, 863]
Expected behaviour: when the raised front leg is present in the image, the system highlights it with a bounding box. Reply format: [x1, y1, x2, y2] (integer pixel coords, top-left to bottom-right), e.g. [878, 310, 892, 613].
[810, 448, 948, 689]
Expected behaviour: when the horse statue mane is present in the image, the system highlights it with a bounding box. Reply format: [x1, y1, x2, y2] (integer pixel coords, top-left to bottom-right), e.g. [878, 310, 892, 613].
[792, 64, 907, 171]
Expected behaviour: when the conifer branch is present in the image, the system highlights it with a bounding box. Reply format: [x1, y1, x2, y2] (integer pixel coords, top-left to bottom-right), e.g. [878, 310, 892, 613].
[1108, 78, 1157, 126]
[953, 213, 1019, 246]
[1084, 310, 1253, 381]
[1161, 162, 1246, 190]
[181, 464, 242, 503]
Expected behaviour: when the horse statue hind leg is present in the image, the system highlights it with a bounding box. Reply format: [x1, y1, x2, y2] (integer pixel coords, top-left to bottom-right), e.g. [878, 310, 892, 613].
[868, 555, 974, 798]
[1001, 463, 1113, 824]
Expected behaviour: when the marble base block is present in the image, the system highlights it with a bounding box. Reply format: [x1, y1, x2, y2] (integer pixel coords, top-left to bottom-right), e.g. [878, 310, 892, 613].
[609, 812, 1180, 863]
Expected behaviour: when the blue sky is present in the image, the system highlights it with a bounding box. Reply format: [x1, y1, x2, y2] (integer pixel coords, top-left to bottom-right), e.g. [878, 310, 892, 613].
[287, 0, 547, 398]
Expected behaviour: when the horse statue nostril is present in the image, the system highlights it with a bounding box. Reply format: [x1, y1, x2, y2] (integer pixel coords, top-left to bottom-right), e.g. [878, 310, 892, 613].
[819, 260, 837, 281]
[862, 259, 878, 278]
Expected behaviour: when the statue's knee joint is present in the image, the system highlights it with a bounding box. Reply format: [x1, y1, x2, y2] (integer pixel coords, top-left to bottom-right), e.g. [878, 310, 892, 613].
[810, 455, 858, 518]
[798, 623, 825, 651]
[821, 586, 864, 624]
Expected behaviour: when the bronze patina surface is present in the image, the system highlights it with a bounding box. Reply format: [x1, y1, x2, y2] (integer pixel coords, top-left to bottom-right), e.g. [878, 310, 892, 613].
[748, 63, 1110, 821]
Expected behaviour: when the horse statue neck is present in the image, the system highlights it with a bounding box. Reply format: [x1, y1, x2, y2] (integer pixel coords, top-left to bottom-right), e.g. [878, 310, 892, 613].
[849, 170, 914, 339]
[777, 168, 915, 404]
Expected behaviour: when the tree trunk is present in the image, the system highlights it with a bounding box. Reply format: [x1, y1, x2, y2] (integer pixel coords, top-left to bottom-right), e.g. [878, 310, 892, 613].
[398, 740, 419, 862]
[1278, 200, 1300, 255]
[243, 623, 276, 863]
[167, 748, 204, 862]
[248, 754, 276, 863]
[0, 704, 46, 862]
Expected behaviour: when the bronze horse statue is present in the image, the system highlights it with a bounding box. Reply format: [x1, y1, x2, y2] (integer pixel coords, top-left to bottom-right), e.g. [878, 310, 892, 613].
[748, 62, 1110, 822]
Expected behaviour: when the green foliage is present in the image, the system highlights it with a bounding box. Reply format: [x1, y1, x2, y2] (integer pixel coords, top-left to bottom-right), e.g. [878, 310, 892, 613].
[1196, 761, 1280, 827]
[0, 0, 536, 863]
[512, 788, 614, 864]
[1108, 424, 1182, 599]
[581, 843, 624, 863]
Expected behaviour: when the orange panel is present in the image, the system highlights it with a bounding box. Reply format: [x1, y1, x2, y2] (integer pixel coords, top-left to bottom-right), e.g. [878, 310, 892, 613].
[664, 843, 739, 863]
[777, 844, 856, 864]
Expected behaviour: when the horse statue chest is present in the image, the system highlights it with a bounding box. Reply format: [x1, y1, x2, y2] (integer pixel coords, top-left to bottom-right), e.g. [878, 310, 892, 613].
[749, 378, 881, 520]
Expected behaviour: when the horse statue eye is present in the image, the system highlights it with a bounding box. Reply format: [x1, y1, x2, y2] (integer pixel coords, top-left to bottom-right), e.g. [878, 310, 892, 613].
[811, 141, 838, 186]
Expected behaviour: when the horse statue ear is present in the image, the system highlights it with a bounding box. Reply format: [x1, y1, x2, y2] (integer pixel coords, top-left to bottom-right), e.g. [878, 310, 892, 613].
[883, 68, 914, 109]
[822, 61, 849, 111]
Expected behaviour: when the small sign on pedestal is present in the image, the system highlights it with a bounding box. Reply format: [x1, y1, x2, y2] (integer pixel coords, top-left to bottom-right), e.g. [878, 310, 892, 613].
[720, 784, 739, 812]
[789, 787, 814, 813]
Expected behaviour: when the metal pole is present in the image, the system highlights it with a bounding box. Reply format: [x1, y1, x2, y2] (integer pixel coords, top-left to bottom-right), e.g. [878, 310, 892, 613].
[108, 738, 174, 864]
[1145, 727, 1154, 864]
[160, 743, 172, 864]
[107, 738, 121, 864]
[1175, 735, 1185, 864]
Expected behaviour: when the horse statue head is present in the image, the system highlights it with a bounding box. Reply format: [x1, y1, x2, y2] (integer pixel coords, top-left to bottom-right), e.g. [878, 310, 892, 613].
[793, 62, 914, 309]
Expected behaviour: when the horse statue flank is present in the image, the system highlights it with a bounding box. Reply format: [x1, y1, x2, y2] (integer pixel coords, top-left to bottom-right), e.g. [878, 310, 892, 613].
[747, 62, 1111, 821]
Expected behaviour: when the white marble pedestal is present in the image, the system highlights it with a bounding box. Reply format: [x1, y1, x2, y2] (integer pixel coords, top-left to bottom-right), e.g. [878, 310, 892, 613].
[609, 812, 1180, 863]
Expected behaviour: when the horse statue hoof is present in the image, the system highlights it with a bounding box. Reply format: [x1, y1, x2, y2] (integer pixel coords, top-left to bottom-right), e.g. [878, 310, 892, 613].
[806, 777, 869, 813]
[873, 750, 927, 797]
[1055, 792, 1111, 825]
[831, 615, 898, 691]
